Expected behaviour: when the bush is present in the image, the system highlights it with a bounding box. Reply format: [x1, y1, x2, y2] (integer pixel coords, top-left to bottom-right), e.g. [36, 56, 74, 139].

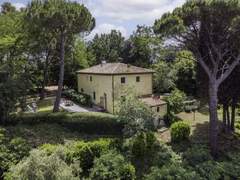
[62, 89, 92, 107]
[131, 132, 157, 158]
[0, 134, 30, 178]
[170, 121, 190, 142]
[9, 112, 123, 135]
[195, 161, 224, 180]
[67, 139, 113, 176]
[183, 146, 212, 166]
[5, 147, 81, 180]
[90, 150, 136, 180]
[220, 152, 240, 179]
[145, 164, 199, 180]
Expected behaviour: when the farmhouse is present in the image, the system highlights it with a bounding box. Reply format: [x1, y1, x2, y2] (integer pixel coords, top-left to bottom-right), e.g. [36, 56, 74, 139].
[77, 62, 167, 118]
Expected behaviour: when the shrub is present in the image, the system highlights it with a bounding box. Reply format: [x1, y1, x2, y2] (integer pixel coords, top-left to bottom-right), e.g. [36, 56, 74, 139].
[5, 148, 81, 180]
[195, 161, 224, 180]
[9, 112, 123, 135]
[8, 137, 30, 161]
[145, 164, 199, 180]
[183, 146, 212, 166]
[220, 152, 240, 179]
[62, 89, 92, 107]
[40, 144, 58, 155]
[90, 150, 136, 180]
[170, 121, 190, 142]
[130, 132, 157, 158]
[0, 136, 30, 178]
[68, 139, 112, 175]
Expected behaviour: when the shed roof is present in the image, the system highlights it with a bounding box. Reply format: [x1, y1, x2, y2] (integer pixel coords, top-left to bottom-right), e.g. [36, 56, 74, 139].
[77, 63, 155, 75]
[140, 96, 167, 107]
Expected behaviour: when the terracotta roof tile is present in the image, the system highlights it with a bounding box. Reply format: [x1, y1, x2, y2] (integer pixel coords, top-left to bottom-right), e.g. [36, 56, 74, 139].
[140, 96, 167, 107]
[77, 63, 155, 74]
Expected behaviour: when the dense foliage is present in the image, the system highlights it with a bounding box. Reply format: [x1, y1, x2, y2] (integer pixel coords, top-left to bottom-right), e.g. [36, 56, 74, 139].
[62, 89, 92, 107]
[90, 150, 136, 180]
[117, 91, 155, 136]
[166, 88, 186, 114]
[170, 121, 190, 142]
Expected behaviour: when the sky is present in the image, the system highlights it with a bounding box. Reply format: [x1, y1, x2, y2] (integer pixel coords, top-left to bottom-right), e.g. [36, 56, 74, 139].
[0, 0, 186, 39]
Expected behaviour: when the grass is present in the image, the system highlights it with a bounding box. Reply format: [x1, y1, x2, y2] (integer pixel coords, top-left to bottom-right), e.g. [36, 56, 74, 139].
[37, 97, 54, 112]
[2, 123, 120, 148]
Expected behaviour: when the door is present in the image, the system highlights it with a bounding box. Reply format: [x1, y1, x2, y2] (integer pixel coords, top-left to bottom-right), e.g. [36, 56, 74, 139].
[104, 93, 107, 111]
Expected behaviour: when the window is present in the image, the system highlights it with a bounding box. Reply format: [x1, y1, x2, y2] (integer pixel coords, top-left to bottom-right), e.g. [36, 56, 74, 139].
[121, 77, 126, 84]
[81, 88, 84, 92]
[90, 76, 93, 82]
[136, 76, 140, 82]
[93, 91, 96, 100]
[157, 107, 160, 112]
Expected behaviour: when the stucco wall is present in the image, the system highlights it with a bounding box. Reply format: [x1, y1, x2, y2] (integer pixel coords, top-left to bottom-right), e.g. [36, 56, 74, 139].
[113, 74, 153, 97]
[77, 73, 153, 114]
[151, 104, 168, 118]
[112, 73, 153, 113]
[77, 74, 114, 113]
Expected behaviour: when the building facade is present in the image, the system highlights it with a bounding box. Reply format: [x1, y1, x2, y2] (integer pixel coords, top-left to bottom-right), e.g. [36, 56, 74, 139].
[77, 63, 167, 118]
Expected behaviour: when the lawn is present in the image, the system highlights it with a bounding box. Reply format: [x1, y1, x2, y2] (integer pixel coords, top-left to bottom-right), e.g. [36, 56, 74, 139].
[157, 109, 240, 147]
[3, 123, 119, 148]
[37, 97, 55, 112]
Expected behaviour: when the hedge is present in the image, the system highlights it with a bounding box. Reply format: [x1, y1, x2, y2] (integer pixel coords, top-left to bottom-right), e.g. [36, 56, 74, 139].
[9, 112, 123, 135]
[170, 121, 190, 142]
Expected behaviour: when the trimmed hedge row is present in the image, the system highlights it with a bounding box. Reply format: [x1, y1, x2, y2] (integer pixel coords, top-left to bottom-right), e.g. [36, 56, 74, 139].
[9, 112, 123, 135]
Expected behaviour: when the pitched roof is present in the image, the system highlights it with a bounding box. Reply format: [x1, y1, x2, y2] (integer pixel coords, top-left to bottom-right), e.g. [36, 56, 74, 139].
[77, 63, 155, 75]
[140, 96, 167, 107]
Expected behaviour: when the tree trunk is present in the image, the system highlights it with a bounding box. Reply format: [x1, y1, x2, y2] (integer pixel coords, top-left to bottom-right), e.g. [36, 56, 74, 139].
[40, 51, 50, 100]
[226, 105, 231, 131]
[222, 104, 227, 132]
[208, 80, 219, 157]
[231, 102, 236, 131]
[53, 34, 65, 112]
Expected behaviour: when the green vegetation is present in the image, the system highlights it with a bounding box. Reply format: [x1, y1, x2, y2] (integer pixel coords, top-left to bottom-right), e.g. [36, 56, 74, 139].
[1, 0, 240, 179]
[9, 112, 122, 135]
[62, 89, 92, 107]
[170, 121, 190, 142]
[117, 91, 155, 136]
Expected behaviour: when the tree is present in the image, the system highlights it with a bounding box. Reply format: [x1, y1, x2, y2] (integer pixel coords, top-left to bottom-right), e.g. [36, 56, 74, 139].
[64, 39, 91, 89]
[6, 148, 80, 179]
[1, 2, 16, 14]
[219, 66, 240, 132]
[88, 30, 124, 64]
[26, 0, 95, 112]
[154, 0, 240, 156]
[117, 90, 155, 137]
[122, 25, 162, 68]
[166, 88, 186, 114]
[90, 150, 136, 180]
[152, 60, 176, 93]
[173, 50, 196, 95]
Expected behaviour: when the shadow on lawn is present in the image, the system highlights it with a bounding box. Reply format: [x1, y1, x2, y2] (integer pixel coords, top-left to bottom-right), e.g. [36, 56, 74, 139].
[5, 123, 121, 148]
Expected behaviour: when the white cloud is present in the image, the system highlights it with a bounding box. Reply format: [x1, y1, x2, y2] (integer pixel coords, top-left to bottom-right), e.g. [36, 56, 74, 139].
[90, 0, 186, 22]
[86, 23, 127, 39]
[12, 3, 26, 10]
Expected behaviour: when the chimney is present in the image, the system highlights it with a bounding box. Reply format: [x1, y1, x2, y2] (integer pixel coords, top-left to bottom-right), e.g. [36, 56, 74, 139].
[101, 60, 107, 66]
